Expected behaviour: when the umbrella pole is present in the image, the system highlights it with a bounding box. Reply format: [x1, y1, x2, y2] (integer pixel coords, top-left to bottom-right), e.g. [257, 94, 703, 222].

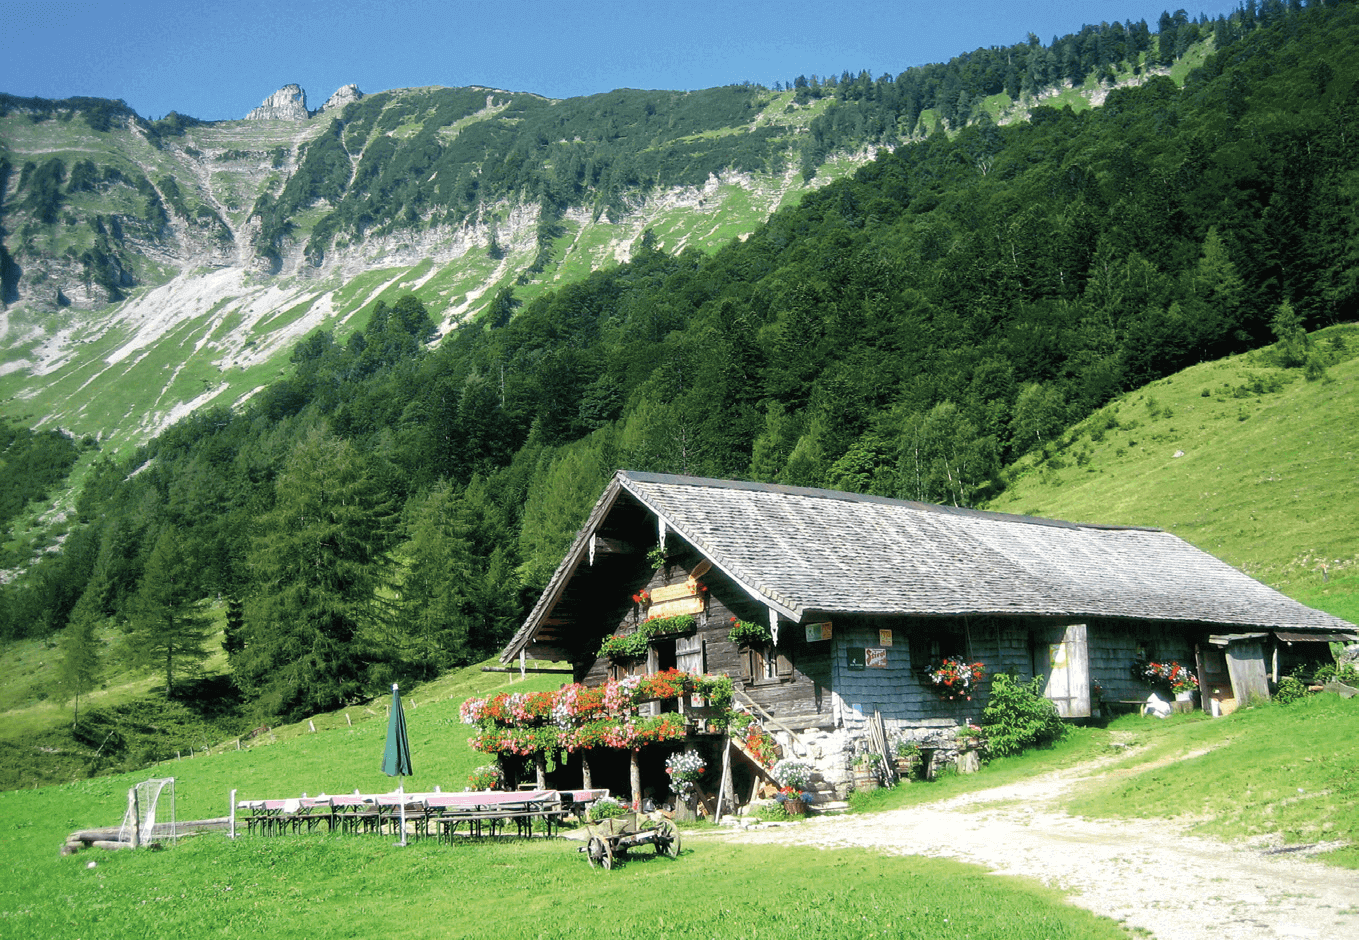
[397, 781, 407, 847]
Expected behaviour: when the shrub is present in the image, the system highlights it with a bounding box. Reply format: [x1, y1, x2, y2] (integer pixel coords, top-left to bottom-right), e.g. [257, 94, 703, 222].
[980, 674, 1066, 757]
[1315, 662, 1359, 685]
[1273, 673, 1309, 705]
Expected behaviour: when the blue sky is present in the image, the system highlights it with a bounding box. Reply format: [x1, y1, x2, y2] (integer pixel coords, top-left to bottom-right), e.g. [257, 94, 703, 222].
[2, 0, 1247, 121]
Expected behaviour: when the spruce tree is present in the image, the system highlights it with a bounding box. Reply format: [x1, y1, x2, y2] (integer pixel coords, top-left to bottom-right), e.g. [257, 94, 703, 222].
[124, 528, 212, 698]
[395, 482, 476, 676]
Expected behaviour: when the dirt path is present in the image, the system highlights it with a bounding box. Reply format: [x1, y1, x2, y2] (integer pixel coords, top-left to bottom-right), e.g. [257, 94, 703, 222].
[725, 757, 1359, 940]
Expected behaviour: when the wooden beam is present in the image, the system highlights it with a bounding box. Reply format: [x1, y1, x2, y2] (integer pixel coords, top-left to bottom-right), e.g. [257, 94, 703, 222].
[728, 737, 779, 786]
[591, 535, 632, 555]
[693, 783, 717, 820]
[714, 734, 732, 823]
[480, 666, 574, 674]
[733, 689, 813, 758]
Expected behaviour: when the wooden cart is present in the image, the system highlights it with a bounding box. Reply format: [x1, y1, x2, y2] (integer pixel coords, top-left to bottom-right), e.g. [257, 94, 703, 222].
[579, 812, 681, 869]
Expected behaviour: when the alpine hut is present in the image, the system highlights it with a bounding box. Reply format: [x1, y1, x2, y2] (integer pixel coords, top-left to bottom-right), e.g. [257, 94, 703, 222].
[494, 471, 1356, 809]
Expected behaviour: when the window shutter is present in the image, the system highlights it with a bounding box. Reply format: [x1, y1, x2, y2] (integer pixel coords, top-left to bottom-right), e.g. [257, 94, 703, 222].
[677, 635, 704, 673]
[776, 650, 793, 677]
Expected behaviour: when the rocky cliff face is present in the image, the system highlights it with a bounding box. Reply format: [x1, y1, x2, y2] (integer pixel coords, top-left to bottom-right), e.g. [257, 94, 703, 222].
[322, 84, 362, 112]
[246, 84, 309, 121]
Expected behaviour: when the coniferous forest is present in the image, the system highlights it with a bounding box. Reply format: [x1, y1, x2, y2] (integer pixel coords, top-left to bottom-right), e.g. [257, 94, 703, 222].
[3, 0, 1357, 729]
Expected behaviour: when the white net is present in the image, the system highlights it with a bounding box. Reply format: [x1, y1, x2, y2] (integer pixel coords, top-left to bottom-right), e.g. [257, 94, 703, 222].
[118, 777, 175, 845]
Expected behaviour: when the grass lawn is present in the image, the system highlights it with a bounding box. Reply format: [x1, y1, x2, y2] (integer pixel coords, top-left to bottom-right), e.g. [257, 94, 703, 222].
[850, 693, 1359, 869]
[0, 663, 1138, 940]
[4, 660, 1358, 936]
[0, 834, 1132, 940]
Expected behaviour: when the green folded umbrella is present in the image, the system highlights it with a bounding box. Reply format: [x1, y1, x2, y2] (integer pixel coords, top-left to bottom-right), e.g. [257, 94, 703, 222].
[383, 683, 413, 777]
[382, 683, 413, 845]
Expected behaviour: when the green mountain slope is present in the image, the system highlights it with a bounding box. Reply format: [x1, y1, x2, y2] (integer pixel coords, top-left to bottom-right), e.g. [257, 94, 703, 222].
[986, 324, 1359, 624]
[0, 10, 1240, 453]
[3, 1, 1356, 737]
[0, 84, 883, 451]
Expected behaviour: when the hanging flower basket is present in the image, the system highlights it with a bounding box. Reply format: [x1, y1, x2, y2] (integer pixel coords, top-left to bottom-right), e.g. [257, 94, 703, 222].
[664, 748, 706, 801]
[927, 657, 987, 701]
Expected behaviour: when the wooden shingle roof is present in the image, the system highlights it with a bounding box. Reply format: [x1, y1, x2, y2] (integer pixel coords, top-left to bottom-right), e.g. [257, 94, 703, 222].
[500, 471, 1354, 662]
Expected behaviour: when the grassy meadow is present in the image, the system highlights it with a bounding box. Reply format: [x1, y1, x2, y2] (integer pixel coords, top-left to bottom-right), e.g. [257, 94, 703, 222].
[987, 323, 1359, 620]
[2, 657, 1357, 938]
[0, 661, 1137, 940]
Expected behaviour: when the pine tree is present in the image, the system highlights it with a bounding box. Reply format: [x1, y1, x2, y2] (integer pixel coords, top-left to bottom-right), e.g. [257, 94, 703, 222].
[55, 592, 102, 727]
[124, 528, 212, 698]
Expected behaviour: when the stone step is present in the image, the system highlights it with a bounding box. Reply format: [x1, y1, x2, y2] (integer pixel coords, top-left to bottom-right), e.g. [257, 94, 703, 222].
[808, 800, 850, 815]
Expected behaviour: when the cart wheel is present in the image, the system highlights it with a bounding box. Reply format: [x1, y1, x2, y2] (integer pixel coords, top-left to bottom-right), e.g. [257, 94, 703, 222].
[586, 836, 615, 870]
[655, 819, 681, 858]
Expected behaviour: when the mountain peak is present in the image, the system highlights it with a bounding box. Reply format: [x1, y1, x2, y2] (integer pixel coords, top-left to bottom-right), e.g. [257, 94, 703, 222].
[245, 84, 309, 121]
[321, 83, 362, 113]
[243, 83, 362, 120]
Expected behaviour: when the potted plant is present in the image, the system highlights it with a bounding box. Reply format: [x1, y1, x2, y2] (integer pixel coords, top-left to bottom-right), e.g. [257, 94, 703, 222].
[852, 752, 883, 792]
[776, 786, 808, 815]
[892, 738, 920, 778]
[960, 720, 985, 750]
[1134, 660, 1199, 701]
[771, 758, 814, 814]
[664, 749, 706, 804]
[466, 764, 504, 791]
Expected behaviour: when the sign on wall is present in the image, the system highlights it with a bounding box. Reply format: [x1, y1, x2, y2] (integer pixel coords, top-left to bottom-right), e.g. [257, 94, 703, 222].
[878, 629, 893, 647]
[648, 595, 704, 619]
[646, 573, 707, 620]
[865, 648, 888, 668]
[805, 621, 833, 642]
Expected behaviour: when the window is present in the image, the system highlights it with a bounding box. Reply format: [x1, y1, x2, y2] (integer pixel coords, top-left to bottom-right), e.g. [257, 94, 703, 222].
[744, 645, 793, 684]
[908, 631, 967, 681]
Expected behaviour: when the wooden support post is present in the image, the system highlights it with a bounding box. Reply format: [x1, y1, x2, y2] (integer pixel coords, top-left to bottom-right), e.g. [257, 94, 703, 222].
[629, 750, 642, 808]
[535, 755, 547, 789]
[581, 755, 593, 790]
[714, 734, 733, 823]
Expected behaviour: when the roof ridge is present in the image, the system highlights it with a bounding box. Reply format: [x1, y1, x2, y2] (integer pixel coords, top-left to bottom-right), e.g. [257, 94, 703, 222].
[618, 470, 1163, 533]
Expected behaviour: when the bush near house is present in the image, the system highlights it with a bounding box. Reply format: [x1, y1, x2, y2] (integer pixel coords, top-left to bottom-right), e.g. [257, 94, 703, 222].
[981, 674, 1067, 757]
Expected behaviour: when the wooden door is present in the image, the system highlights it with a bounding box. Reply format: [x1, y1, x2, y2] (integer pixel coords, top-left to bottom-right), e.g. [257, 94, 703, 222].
[1226, 638, 1271, 704]
[1033, 623, 1090, 718]
[1195, 646, 1233, 712]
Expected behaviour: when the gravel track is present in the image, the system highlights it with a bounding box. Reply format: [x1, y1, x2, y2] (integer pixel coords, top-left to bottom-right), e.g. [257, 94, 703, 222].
[725, 756, 1359, 939]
